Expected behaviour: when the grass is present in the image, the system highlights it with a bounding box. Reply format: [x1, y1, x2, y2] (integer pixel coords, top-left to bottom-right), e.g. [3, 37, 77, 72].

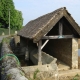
[0, 28, 18, 35]
[2, 38, 10, 44]
[29, 69, 40, 80]
[72, 74, 80, 80]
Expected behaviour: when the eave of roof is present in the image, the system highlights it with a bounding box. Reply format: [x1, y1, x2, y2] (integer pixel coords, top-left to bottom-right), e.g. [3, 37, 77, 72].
[18, 7, 80, 42]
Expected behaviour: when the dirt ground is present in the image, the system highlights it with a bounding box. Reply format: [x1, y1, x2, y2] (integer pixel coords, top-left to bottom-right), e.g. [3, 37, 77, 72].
[59, 56, 80, 80]
[24, 57, 80, 80]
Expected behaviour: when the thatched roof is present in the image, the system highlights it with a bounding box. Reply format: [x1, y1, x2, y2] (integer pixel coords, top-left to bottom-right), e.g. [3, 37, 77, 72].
[18, 7, 80, 42]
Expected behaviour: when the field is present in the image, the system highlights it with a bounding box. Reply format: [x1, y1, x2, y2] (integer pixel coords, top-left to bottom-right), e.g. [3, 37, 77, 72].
[0, 28, 17, 35]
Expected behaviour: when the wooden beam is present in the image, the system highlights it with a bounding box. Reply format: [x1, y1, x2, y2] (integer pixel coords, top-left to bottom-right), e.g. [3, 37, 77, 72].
[59, 22, 63, 35]
[42, 36, 59, 39]
[41, 40, 49, 50]
[38, 40, 42, 65]
[63, 35, 74, 38]
[42, 35, 74, 39]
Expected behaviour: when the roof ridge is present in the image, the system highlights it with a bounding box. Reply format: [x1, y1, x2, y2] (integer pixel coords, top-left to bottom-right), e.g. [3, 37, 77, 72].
[29, 7, 66, 23]
[32, 8, 65, 38]
[64, 8, 80, 32]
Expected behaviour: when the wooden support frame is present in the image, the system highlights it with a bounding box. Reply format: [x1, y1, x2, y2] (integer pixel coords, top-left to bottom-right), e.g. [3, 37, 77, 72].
[38, 40, 42, 65]
[42, 35, 74, 39]
[59, 21, 63, 36]
[41, 40, 49, 50]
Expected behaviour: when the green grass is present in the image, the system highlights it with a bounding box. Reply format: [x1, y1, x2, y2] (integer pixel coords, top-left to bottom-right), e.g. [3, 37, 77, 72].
[29, 69, 40, 80]
[2, 38, 10, 44]
[0, 43, 1, 56]
[72, 74, 80, 80]
[0, 28, 18, 35]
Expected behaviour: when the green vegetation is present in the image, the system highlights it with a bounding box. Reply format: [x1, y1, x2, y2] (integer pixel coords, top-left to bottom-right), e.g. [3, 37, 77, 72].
[33, 69, 39, 79]
[72, 74, 80, 80]
[20, 71, 25, 76]
[29, 69, 40, 80]
[6, 74, 12, 80]
[0, 28, 17, 35]
[2, 37, 10, 43]
[0, 0, 23, 30]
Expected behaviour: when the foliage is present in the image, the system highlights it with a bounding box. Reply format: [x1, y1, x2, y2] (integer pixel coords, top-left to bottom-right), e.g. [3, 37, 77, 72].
[0, 0, 23, 30]
[29, 69, 40, 80]
[6, 74, 12, 80]
[13, 10, 23, 30]
[72, 74, 80, 80]
[2, 38, 10, 44]
[33, 69, 39, 79]
[0, 28, 17, 35]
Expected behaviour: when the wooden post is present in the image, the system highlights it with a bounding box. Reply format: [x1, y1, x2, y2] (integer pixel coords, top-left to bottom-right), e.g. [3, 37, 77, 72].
[38, 40, 42, 65]
[59, 22, 63, 36]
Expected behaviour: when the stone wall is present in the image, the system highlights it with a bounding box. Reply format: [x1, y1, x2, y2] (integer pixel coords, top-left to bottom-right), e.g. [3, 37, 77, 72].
[78, 39, 80, 49]
[1, 41, 28, 80]
[43, 39, 72, 67]
[72, 38, 78, 69]
[22, 63, 58, 80]
[14, 35, 20, 46]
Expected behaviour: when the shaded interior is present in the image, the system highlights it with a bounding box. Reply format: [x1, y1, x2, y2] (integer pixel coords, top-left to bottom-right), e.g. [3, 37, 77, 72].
[18, 17, 79, 67]
[42, 17, 79, 67]
[46, 17, 79, 36]
[42, 39, 72, 67]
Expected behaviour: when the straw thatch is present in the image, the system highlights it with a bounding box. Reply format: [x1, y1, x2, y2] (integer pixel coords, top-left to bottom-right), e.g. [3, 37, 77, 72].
[18, 7, 80, 42]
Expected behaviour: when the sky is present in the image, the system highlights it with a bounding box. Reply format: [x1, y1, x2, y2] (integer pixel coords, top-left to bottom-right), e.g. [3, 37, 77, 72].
[13, 0, 80, 26]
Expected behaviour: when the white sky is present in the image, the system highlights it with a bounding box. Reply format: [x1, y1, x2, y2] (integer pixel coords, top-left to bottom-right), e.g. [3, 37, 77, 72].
[13, 0, 80, 26]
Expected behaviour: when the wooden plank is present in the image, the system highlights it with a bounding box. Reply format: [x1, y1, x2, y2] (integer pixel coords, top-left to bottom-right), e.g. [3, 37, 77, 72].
[42, 35, 74, 39]
[59, 22, 63, 35]
[38, 40, 42, 64]
[42, 36, 59, 39]
[41, 40, 49, 50]
[63, 35, 74, 38]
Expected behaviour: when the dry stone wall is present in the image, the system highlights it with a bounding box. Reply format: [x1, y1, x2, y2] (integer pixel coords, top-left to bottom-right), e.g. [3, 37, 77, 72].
[1, 42, 28, 80]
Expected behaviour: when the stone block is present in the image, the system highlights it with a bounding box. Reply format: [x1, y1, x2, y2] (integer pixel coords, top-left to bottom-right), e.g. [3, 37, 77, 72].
[14, 35, 20, 46]
[72, 38, 78, 69]
[22, 63, 58, 80]
[78, 39, 80, 49]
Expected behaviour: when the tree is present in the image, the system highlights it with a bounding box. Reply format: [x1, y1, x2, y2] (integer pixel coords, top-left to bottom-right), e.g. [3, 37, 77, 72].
[0, 0, 23, 29]
[0, 0, 4, 27]
[14, 10, 23, 30]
